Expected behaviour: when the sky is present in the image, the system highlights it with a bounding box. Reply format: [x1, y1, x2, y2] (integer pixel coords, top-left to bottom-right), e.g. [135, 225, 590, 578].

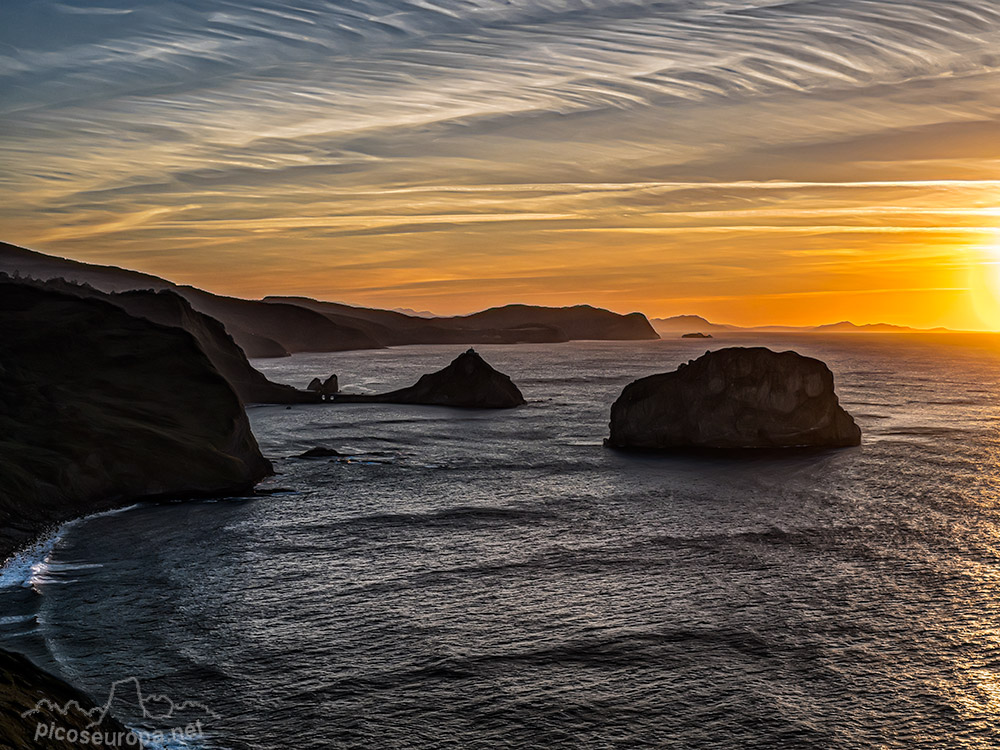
[2, 0, 1000, 328]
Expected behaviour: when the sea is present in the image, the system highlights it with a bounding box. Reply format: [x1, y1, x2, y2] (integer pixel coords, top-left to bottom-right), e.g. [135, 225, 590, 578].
[3, 334, 1000, 749]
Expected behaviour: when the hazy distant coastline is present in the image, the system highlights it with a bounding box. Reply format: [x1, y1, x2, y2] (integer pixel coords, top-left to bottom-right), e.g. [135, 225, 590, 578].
[652, 314, 956, 337]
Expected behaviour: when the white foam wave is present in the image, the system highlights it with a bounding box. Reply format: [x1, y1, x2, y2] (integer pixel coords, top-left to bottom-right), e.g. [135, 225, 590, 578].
[0, 530, 66, 590]
[0, 504, 142, 591]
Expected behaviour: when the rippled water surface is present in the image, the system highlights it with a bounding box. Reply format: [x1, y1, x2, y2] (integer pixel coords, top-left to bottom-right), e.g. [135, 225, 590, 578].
[5, 335, 1000, 749]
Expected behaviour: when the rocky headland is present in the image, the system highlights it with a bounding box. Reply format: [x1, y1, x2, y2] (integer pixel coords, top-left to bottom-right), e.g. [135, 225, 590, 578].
[0, 281, 279, 746]
[334, 349, 526, 409]
[607, 347, 861, 450]
[8, 276, 318, 404]
[0, 282, 273, 560]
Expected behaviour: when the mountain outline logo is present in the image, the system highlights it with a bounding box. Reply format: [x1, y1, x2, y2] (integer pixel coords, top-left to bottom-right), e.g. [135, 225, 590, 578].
[21, 674, 220, 730]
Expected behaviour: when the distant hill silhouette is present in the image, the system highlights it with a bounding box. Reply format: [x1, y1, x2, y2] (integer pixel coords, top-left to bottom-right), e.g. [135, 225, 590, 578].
[0, 242, 659, 355]
[651, 315, 736, 333]
[268, 296, 658, 345]
[652, 314, 954, 335]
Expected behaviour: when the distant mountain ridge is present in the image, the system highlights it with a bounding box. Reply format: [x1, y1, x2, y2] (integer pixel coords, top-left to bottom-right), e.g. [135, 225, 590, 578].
[0, 242, 659, 356]
[652, 315, 953, 335]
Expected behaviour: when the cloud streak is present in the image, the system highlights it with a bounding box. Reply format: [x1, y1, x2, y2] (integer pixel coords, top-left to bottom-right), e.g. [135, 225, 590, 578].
[2, 0, 1000, 326]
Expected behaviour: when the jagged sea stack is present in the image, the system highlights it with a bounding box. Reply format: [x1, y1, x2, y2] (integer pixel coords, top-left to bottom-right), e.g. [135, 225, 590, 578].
[307, 373, 340, 395]
[334, 349, 526, 408]
[607, 347, 861, 450]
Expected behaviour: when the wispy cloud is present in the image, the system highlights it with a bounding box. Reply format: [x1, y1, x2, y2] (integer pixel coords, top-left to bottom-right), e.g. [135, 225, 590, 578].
[2, 0, 1000, 326]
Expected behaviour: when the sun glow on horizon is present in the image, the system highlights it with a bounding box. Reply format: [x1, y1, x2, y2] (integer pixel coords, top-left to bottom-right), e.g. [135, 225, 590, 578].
[4, 1, 1000, 330]
[969, 230, 1000, 332]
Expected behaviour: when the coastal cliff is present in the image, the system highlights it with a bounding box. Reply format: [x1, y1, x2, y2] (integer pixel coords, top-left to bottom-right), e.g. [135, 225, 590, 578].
[0, 282, 273, 560]
[10, 277, 318, 404]
[607, 347, 861, 450]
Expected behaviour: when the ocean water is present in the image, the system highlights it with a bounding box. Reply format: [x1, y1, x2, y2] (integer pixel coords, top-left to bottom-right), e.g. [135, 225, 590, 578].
[4, 335, 1000, 749]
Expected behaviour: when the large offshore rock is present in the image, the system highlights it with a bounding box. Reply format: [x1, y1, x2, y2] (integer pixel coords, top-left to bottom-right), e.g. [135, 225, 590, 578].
[607, 347, 861, 450]
[334, 349, 525, 409]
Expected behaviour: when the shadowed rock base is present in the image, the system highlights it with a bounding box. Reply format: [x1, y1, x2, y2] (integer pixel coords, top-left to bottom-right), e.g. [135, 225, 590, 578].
[607, 347, 861, 451]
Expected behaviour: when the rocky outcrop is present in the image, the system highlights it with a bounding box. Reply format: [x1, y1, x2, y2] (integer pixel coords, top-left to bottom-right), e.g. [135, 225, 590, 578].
[0, 648, 132, 750]
[334, 349, 526, 409]
[307, 373, 339, 395]
[681, 332, 712, 339]
[607, 347, 861, 450]
[0, 283, 273, 560]
[298, 446, 343, 458]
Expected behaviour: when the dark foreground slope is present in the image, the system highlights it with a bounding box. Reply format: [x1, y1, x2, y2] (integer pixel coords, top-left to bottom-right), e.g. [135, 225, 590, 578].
[1, 650, 133, 750]
[0, 282, 273, 559]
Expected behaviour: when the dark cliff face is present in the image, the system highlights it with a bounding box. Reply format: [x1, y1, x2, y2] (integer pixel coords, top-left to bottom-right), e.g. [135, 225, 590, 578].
[335, 349, 526, 409]
[0, 283, 273, 559]
[109, 289, 317, 404]
[17, 278, 318, 404]
[607, 347, 862, 450]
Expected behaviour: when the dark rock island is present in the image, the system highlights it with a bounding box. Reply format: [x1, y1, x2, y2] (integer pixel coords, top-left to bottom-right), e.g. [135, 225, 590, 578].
[607, 347, 861, 450]
[681, 332, 713, 339]
[334, 349, 526, 409]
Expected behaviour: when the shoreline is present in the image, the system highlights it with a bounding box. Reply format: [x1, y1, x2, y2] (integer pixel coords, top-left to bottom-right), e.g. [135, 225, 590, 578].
[0, 498, 226, 750]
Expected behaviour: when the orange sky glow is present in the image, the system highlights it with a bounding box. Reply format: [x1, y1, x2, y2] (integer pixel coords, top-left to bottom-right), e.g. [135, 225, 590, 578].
[3, 1, 1000, 329]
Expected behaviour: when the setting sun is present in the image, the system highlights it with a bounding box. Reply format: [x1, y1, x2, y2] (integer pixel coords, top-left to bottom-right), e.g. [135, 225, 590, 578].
[969, 230, 1000, 330]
